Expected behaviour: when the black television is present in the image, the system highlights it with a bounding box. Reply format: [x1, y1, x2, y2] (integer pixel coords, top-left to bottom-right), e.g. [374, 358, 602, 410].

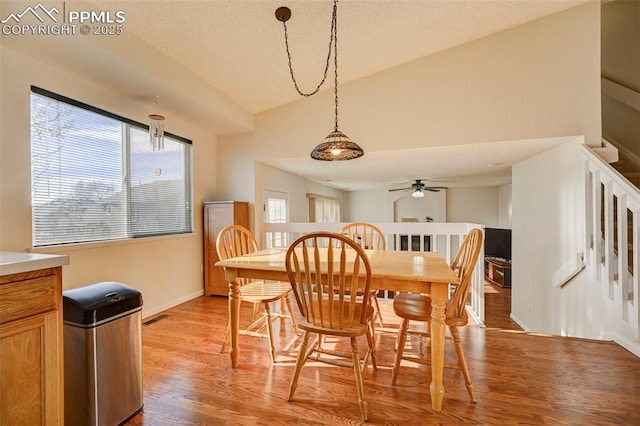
[484, 227, 512, 261]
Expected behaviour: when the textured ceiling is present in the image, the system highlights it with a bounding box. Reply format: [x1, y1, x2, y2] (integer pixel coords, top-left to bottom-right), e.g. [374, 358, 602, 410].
[110, 0, 588, 113]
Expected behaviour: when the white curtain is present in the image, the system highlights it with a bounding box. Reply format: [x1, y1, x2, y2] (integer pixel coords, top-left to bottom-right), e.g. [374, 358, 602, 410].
[308, 195, 341, 223]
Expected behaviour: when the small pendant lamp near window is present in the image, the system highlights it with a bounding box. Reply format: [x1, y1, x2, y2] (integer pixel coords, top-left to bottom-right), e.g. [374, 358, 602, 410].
[275, 0, 364, 161]
[148, 95, 165, 151]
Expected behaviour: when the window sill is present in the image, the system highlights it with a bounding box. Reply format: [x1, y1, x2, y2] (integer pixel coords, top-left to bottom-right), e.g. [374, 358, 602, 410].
[30, 232, 197, 254]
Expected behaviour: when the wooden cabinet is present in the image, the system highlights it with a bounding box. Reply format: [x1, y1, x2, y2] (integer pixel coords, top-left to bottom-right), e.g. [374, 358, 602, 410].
[485, 257, 512, 288]
[204, 201, 249, 296]
[0, 266, 64, 425]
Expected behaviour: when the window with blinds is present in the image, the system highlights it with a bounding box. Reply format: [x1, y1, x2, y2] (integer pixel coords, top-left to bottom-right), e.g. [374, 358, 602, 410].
[264, 189, 288, 248]
[30, 86, 193, 247]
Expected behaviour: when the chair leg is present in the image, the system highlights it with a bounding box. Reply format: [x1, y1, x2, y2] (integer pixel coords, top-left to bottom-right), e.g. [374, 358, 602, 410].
[263, 302, 277, 363]
[279, 296, 286, 325]
[220, 323, 231, 354]
[450, 325, 476, 403]
[392, 318, 410, 385]
[284, 293, 299, 334]
[365, 321, 378, 371]
[350, 336, 368, 423]
[371, 292, 383, 327]
[288, 331, 311, 402]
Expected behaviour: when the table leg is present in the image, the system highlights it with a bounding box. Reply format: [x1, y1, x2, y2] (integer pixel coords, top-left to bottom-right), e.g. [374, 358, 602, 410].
[229, 278, 241, 368]
[430, 283, 447, 411]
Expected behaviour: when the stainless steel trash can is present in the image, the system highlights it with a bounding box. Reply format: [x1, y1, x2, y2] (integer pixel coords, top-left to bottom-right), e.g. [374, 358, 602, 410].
[63, 281, 143, 426]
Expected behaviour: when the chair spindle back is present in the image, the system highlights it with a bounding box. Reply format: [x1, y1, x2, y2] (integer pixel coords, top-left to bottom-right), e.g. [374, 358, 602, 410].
[286, 232, 372, 330]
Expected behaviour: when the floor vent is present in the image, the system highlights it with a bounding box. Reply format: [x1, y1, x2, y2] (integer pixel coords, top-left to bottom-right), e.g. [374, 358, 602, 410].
[143, 314, 169, 326]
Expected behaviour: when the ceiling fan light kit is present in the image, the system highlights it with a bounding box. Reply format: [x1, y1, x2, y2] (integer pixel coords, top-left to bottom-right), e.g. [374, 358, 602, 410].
[390, 179, 448, 199]
[411, 189, 425, 198]
[275, 0, 364, 161]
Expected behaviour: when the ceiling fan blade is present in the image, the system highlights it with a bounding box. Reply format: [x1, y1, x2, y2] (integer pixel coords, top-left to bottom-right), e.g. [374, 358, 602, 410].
[388, 187, 411, 192]
[425, 186, 447, 191]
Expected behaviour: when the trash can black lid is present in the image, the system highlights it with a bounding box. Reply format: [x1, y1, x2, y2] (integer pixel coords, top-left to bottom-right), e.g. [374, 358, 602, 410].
[63, 281, 143, 325]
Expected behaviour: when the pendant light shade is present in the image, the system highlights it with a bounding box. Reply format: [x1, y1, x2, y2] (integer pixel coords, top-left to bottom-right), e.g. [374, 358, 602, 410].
[311, 130, 364, 161]
[276, 1, 364, 161]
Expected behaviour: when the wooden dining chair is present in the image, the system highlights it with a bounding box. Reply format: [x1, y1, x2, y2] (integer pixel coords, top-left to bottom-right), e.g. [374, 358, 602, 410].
[216, 225, 299, 363]
[285, 232, 377, 422]
[391, 228, 483, 403]
[338, 222, 386, 327]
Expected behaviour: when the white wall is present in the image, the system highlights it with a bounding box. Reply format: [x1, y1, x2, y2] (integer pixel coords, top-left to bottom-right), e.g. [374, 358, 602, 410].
[446, 187, 500, 226]
[345, 190, 395, 222]
[0, 45, 218, 317]
[511, 138, 587, 333]
[498, 183, 513, 228]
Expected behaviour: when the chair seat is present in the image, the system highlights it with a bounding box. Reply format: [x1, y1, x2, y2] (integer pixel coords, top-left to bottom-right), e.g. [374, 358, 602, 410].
[393, 293, 468, 326]
[240, 281, 292, 304]
[298, 301, 374, 338]
[393, 293, 431, 321]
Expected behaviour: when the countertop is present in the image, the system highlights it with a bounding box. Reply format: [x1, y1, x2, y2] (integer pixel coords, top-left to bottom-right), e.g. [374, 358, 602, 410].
[0, 251, 70, 276]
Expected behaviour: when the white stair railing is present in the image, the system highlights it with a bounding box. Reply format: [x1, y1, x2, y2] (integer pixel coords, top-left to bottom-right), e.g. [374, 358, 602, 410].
[261, 222, 486, 324]
[583, 144, 640, 341]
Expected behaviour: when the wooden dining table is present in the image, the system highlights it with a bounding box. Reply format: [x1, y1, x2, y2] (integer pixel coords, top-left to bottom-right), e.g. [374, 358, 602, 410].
[216, 247, 459, 412]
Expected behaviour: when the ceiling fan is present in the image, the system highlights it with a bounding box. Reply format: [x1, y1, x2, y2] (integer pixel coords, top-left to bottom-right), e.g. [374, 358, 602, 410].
[388, 180, 447, 198]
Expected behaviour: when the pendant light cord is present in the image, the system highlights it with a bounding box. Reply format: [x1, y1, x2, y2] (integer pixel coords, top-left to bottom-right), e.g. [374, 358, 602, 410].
[281, 0, 340, 131]
[332, 1, 339, 131]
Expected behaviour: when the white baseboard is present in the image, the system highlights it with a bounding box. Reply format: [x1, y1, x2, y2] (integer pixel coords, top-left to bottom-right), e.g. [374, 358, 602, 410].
[509, 313, 530, 332]
[606, 332, 640, 359]
[141, 289, 204, 319]
[466, 305, 485, 328]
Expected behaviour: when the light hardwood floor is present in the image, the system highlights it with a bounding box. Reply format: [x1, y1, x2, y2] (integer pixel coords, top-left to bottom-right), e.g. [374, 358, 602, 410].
[125, 294, 640, 425]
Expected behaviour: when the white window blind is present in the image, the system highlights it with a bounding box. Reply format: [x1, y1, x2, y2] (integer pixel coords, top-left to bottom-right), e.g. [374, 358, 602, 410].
[30, 86, 193, 247]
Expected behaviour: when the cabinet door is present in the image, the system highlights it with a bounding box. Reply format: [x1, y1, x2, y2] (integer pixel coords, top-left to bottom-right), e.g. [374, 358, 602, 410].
[204, 202, 249, 296]
[0, 310, 62, 425]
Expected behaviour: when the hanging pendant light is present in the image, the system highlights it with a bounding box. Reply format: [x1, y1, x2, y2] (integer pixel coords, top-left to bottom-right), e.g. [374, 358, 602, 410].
[148, 95, 165, 151]
[276, 0, 364, 161]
